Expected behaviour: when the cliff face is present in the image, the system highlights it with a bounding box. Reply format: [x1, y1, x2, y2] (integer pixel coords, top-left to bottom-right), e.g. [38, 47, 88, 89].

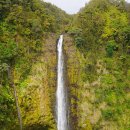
[20, 34, 92, 130]
[63, 34, 130, 130]
[64, 35, 81, 130]
[18, 34, 57, 130]
[64, 35, 93, 130]
[18, 34, 83, 130]
[11, 34, 130, 130]
[0, 0, 71, 129]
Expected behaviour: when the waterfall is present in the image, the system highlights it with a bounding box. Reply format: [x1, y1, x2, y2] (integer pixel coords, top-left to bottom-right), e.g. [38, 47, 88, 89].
[56, 35, 68, 130]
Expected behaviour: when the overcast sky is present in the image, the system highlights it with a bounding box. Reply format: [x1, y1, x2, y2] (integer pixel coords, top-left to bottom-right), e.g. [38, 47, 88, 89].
[44, 0, 130, 14]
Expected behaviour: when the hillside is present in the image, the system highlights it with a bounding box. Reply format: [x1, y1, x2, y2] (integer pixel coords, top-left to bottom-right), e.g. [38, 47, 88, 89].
[68, 0, 130, 129]
[0, 0, 130, 130]
[0, 0, 70, 129]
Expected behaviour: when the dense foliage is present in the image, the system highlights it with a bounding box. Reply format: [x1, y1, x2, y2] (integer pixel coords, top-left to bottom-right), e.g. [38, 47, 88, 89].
[0, 0, 70, 129]
[69, 0, 130, 129]
[71, 0, 130, 53]
[0, 0, 130, 130]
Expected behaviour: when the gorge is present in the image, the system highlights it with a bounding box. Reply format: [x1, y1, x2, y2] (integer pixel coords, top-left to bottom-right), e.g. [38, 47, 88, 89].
[0, 0, 130, 130]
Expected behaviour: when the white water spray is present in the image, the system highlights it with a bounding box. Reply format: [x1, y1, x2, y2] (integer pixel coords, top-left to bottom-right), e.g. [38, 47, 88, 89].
[56, 35, 68, 130]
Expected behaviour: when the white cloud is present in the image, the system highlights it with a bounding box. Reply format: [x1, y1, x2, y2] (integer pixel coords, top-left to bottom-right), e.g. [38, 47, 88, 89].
[44, 0, 130, 14]
[126, 0, 130, 2]
[44, 0, 90, 14]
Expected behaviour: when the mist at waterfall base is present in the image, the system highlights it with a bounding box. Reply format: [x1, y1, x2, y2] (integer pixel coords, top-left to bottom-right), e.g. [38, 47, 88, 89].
[56, 35, 69, 130]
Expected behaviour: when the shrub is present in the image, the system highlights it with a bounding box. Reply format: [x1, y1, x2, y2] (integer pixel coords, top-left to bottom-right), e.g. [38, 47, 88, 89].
[106, 40, 118, 57]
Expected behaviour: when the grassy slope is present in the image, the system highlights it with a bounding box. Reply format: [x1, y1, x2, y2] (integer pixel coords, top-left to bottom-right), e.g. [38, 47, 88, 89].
[0, 0, 130, 130]
[18, 34, 57, 130]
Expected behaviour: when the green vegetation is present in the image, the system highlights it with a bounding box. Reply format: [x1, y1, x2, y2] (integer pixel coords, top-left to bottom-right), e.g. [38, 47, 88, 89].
[0, 0, 70, 129]
[0, 0, 130, 130]
[68, 0, 130, 129]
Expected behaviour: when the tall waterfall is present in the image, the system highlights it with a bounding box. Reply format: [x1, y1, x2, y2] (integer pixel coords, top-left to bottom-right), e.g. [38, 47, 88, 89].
[56, 35, 68, 130]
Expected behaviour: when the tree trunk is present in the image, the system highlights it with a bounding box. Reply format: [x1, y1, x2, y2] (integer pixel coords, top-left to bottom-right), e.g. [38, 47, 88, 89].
[8, 59, 23, 130]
